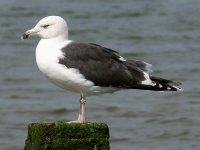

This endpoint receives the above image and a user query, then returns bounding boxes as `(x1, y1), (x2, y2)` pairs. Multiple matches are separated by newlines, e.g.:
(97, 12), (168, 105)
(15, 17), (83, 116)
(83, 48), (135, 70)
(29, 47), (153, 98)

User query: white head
(22, 16), (68, 40)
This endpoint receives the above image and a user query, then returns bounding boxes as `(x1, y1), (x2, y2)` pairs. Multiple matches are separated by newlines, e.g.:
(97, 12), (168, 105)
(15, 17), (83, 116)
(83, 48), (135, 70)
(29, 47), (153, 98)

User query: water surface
(0, 0), (200, 149)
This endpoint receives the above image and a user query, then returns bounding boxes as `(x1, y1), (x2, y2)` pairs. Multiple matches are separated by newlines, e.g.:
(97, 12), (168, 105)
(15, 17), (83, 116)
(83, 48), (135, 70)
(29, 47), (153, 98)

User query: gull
(21, 16), (182, 123)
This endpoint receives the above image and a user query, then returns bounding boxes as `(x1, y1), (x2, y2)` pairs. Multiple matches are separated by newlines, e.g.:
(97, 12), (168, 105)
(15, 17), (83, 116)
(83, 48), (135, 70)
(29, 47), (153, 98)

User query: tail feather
(123, 59), (182, 91)
(150, 76), (182, 91)
(131, 76), (182, 91)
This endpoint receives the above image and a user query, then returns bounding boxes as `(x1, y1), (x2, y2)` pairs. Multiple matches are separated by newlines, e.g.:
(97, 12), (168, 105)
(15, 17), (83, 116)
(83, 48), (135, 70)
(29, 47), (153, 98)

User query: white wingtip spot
(168, 82), (183, 91)
(173, 86), (183, 91)
(158, 84), (163, 88)
(167, 87), (171, 90)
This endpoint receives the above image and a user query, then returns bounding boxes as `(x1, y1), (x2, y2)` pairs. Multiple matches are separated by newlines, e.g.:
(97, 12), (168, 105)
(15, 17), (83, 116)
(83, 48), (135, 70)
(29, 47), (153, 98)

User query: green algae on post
(24, 121), (110, 150)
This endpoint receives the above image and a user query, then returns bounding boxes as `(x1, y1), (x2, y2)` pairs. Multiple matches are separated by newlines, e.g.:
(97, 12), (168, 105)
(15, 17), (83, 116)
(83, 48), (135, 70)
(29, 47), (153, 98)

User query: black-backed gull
(21, 16), (182, 123)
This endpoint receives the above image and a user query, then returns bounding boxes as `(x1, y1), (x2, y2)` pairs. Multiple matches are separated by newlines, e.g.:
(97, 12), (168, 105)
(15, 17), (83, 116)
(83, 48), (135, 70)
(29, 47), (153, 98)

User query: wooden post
(24, 121), (110, 150)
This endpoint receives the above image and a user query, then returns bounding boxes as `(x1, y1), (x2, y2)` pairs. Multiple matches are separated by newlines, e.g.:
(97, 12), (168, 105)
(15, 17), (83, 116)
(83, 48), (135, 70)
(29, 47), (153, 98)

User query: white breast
(35, 39), (100, 94)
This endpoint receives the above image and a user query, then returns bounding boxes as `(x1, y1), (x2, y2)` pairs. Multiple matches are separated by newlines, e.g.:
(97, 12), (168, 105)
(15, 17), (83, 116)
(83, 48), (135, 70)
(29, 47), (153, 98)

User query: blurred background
(0, 0), (200, 149)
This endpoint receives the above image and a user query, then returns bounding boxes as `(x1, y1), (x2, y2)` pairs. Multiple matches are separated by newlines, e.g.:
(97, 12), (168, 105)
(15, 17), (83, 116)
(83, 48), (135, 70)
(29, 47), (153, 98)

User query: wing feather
(59, 42), (146, 87)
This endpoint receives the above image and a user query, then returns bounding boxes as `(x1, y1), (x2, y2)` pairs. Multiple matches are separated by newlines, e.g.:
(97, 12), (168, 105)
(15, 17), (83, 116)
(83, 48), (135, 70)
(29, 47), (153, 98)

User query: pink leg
(77, 94), (86, 123)
(68, 94), (86, 123)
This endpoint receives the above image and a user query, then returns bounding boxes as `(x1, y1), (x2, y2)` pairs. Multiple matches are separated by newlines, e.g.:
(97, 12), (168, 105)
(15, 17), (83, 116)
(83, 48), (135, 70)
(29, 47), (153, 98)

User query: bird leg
(68, 94), (86, 123)
(77, 94), (86, 123)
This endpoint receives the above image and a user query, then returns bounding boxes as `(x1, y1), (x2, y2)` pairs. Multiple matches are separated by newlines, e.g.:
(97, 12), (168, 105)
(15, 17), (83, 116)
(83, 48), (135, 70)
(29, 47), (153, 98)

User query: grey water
(0, 0), (200, 149)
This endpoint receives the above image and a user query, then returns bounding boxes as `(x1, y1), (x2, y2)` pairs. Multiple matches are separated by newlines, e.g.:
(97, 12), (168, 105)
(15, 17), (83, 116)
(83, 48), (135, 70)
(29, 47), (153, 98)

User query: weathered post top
(24, 121), (110, 150)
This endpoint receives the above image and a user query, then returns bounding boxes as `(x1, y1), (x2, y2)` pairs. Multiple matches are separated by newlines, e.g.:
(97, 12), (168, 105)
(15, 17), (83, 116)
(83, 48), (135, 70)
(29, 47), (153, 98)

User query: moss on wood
(24, 121), (110, 150)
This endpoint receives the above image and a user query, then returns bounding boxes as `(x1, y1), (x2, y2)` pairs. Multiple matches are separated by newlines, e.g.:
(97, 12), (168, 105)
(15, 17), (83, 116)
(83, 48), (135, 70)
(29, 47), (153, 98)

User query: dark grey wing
(88, 43), (123, 62)
(89, 43), (153, 73)
(59, 42), (146, 87)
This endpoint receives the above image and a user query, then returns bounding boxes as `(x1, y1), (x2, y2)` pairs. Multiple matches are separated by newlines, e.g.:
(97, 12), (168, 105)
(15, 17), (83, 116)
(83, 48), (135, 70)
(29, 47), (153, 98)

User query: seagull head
(21, 16), (68, 40)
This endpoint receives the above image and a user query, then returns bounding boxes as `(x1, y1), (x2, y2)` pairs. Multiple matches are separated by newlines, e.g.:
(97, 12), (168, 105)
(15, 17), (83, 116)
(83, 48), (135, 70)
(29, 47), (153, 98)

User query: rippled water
(0, 0), (200, 149)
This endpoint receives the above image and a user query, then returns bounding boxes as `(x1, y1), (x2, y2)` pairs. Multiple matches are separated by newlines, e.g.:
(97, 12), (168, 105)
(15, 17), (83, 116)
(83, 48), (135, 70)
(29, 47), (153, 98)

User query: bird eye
(42, 24), (50, 28)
